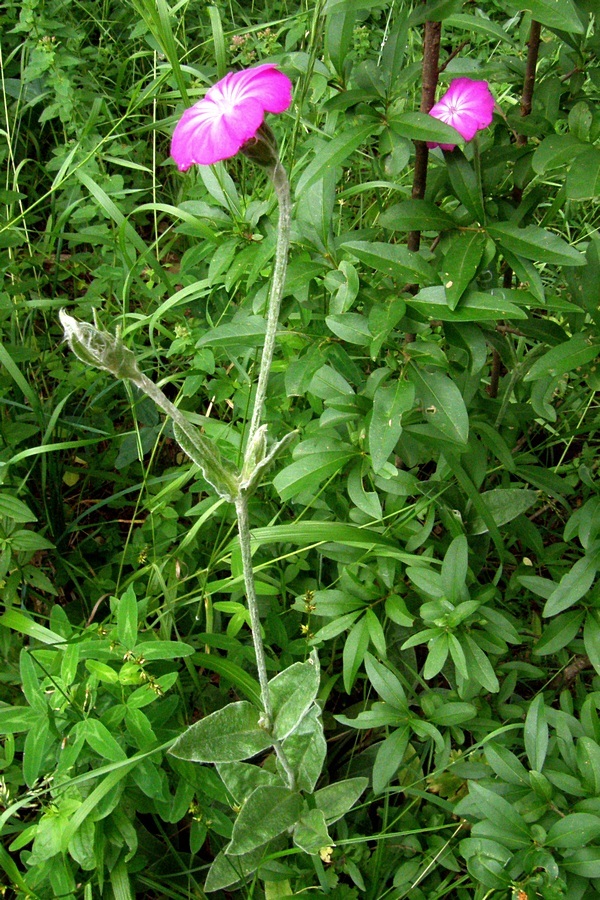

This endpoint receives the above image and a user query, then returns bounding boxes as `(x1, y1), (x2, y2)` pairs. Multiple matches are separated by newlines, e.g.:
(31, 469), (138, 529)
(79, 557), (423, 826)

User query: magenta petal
(427, 77), (494, 150)
(171, 64), (293, 170)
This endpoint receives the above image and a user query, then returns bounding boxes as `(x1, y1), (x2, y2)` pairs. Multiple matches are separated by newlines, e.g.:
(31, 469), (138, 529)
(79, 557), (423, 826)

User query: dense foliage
(0, 0), (599, 897)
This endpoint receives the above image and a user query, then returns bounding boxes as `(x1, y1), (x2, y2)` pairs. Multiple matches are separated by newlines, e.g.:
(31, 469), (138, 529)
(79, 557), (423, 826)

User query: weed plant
(0, 0), (599, 898)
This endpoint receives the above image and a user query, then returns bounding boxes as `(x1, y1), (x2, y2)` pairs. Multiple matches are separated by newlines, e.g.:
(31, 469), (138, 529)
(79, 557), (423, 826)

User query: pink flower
(427, 78), (494, 151)
(171, 64), (292, 171)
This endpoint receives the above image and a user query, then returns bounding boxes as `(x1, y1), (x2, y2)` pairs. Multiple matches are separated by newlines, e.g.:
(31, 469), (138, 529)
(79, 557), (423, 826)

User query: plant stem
(246, 160), (292, 452)
(235, 492), (296, 789)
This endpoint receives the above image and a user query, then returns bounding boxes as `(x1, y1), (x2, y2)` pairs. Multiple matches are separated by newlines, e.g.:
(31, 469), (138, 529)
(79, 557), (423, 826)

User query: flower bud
(59, 310), (142, 381)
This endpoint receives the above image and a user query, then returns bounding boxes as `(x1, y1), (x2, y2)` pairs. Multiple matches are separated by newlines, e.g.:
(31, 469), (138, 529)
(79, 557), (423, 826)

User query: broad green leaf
(485, 742), (529, 787)
(408, 367), (469, 445)
(464, 635), (500, 693)
(562, 847), (600, 878)
(445, 149), (484, 222)
(379, 199), (456, 232)
(216, 762), (281, 805)
(577, 737), (600, 795)
(532, 134), (587, 175)
(508, 0), (584, 33)
(445, 12), (515, 43)
(280, 705), (326, 793)
(407, 286), (528, 321)
(170, 701), (273, 763)
(133, 640), (195, 660)
(342, 240), (435, 284)
(326, 313), (371, 345)
(293, 808), (331, 855)
(423, 633), (449, 679)
(204, 845), (268, 892)
(468, 782), (531, 847)
(523, 334), (600, 382)
(226, 786), (303, 855)
(347, 463), (382, 520)
(524, 694), (548, 771)
(459, 837), (512, 889)
(566, 148), (600, 200)
(0, 706), (41, 734)
(78, 718), (127, 762)
(543, 555), (599, 617)
(373, 726), (410, 794)
(469, 489), (538, 535)
(584, 612), (600, 676)
(195, 315), (267, 349)
(314, 777), (368, 824)
(295, 124), (375, 197)
(441, 231), (487, 309)
(441, 534), (468, 604)
(487, 223), (585, 267)
(364, 652), (408, 710)
(389, 111), (463, 146)
(368, 379), (415, 473)
(273, 446), (355, 501)
(193, 653), (261, 706)
(10, 530), (55, 552)
(368, 297), (406, 358)
(269, 653), (320, 741)
(23, 717), (49, 787)
(546, 813), (600, 849)
(427, 702), (478, 726)
(117, 584), (138, 652)
(343, 616), (370, 693)
(0, 494), (36, 523)
(534, 610), (584, 655)
(0, 609), (65, 645)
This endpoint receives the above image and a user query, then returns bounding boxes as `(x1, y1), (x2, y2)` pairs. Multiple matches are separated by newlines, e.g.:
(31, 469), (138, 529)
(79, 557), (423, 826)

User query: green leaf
(532, 134), (587, 175)
(134, 640), (195, 660)
(23, 717), (49, 787)
(347, 463), (382, 519)
(217, 762), (281, 805)
(441, 535), (468, 604)
(117, 584), (138, 652)
(170, 701), (273, 763)
(342, 240), (436, 284)
(379, 199), (456, 232)
(543, 554), (599, 617)
(546, 813), (600, 849)
(325, 312), (371, 346)
(193, 653), (261, 706)
(524, 694), (548, 771)
(585, 612), (600, 676)
(459, 837), (513, 888)
(523, 334), (600, 382)
(368, 379), (415, 474)
(273, 445), (355, 501)
(508, 0), (584, 33)
(463, 636), (500, 693)
(10, 530), (55, 552)
(293, 808), (331, 855)
(566, 148), (600, 200)
(445, 150), (484, 223)
(0, 609), (65, 645)
(469, 489), (538, 535)
(368, 297), (406, 358)
(295, 124), (375, 197)
(195, 315), (267, 350)
(427, 702), (478, 726)
(468, 782), (531, 847)
(226, 786), (303, 855)
(343, 616), (370, 692)
(423, 633), (449, 679)
(278, 705), (326, 794)
(364, 652), (408, 710)
(534, 610), (584, 655)
(407, 286), (528, 321)
(485, 742), (529, 787)
(314, 777), (368, 824)
(373, 726), (410, 794)
(441, 231), (487, 309)
(408, 367), (469, 445)
(577, 737), (600, 794)
(0, 494), (37, 523)
(269, 652), (320, 741)
(561, 848), (600, 878)
(487, 223), (586, 267)
(78, 718), (127, 762)
(204, 845), (268, 893)
(389, 111), (463, 146)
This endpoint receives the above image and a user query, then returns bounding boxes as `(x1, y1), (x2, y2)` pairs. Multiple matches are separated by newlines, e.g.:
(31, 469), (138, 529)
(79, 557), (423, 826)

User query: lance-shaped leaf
(169, 701), (273, 763)
(226, 786), (303, 855)
(269, 651), (320, 741)
(240, 429), (297, 496)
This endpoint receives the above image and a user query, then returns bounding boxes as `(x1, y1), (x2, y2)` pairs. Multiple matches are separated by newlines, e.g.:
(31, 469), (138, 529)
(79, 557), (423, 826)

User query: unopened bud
(59, 310), (141, 381)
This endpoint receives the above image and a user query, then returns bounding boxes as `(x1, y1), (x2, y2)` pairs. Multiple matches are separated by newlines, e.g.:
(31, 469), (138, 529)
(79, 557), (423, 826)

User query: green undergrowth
(0, 0), (599, 897)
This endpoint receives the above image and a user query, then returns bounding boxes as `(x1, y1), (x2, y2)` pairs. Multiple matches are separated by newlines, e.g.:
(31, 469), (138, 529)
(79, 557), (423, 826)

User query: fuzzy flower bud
(59, 310), (142, 381)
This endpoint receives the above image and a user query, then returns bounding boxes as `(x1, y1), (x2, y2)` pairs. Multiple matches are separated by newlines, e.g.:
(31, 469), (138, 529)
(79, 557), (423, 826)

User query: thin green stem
(235, 493), (296, 790)
(245, 160), (291, 453)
